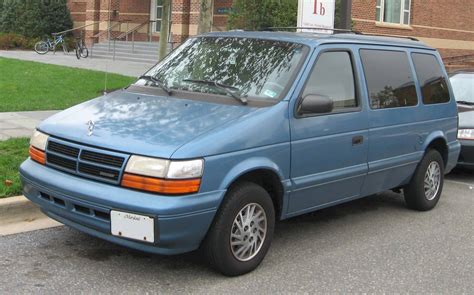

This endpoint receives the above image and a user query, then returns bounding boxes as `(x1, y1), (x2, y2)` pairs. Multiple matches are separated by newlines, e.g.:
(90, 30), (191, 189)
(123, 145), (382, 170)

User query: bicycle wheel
(80, 47), (89, 58)
(75, 46), (81, 59)
(62, 43), (69, 54)
(34, 41), (49, 54)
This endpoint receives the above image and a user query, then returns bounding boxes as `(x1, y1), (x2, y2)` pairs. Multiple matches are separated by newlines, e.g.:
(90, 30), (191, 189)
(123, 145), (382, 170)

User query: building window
(151, 0), (163, 32)
(376, 0), (411, 25)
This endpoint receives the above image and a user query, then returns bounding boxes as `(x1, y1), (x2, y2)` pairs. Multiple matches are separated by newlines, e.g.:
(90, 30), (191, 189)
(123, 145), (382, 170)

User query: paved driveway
(0, 171), (472, 293)
(0, 50), (152, 77)
(0, 111), (58, 140)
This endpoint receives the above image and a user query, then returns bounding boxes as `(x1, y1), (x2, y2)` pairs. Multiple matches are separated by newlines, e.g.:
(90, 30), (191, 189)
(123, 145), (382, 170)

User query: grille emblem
(86, 120), (95, 136)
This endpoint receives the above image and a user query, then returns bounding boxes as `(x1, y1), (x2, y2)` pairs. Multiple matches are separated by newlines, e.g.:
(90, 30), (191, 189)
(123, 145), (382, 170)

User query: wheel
(404, 149), (444, 211)
(75, 47), (81, 59)
(34, 41), (49, 54)
(80, 47), (89, 58)
(62, 43), (68, 54)
(203, 182), (275, 276)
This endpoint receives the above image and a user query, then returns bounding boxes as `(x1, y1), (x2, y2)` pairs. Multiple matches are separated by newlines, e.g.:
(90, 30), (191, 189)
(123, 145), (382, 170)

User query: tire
(404, 149), (444, 211)
(75, 47), (81, 60)
(203, 182), (275, 276)
(80, 47), (89, 58)
(62, 43), (68, 54)
(34, 41), (49, 54)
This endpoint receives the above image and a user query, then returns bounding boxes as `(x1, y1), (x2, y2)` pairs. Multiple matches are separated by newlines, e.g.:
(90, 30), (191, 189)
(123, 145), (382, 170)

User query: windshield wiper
(183, 79), (248, 105)
(457, 100), (474, 106)
(138, 75), (172, 95)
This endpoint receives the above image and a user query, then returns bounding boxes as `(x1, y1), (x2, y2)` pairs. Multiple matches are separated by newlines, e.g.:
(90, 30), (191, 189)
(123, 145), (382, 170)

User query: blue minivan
(21, 31), (460, 276)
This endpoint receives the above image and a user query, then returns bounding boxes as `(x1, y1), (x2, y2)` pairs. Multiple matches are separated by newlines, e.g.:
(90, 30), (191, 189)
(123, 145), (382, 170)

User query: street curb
(0, 195), (62, 236)
(0, 196), (42, 223)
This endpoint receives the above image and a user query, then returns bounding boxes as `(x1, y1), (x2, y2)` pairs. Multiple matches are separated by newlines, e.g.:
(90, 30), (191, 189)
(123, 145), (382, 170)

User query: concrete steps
(90, 41), (170, 64)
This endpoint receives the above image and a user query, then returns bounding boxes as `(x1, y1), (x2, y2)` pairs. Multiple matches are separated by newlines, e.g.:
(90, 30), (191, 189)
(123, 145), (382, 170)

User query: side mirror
(299, 94), (334, 115)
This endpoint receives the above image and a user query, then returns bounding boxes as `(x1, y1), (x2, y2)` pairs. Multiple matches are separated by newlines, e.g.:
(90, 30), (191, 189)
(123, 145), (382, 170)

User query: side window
(360, 49), (418, 109)
(412, 53), (450, 104)
(302, 51), (357, 112)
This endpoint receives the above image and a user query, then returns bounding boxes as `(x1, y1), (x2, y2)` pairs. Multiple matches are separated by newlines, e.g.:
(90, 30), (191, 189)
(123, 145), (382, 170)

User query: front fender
(198, 143), (292, 216)
(218, 156), (286, 191)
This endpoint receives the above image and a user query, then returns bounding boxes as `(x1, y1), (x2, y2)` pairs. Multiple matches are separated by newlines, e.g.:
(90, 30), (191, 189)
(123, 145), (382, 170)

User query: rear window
(411, 53), (450, 104)
(360, 49), (418, 109)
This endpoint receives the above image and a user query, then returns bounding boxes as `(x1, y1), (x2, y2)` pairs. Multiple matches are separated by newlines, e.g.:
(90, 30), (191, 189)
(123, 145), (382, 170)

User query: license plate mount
(110, 210), (154, 243)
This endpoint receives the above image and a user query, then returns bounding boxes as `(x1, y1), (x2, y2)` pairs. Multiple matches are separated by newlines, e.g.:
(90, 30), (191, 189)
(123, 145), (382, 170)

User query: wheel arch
(218, 158), (287, 219)
(422, 132), (448, 168)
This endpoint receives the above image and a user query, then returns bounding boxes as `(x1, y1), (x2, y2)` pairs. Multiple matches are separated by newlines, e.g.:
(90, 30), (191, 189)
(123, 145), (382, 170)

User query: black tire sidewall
(205, 182), (275, 276)
(404, 149), (444, 211)
(81, 48), (89, 58)
(35, 41), (49, 54)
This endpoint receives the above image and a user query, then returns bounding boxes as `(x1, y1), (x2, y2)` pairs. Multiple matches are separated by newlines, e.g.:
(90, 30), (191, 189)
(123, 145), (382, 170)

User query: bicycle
(34, 34), (68, 55)
(75, 37), (89, 59)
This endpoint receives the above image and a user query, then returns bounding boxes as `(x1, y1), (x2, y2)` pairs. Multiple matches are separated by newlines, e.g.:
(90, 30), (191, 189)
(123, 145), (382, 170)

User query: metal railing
(52, 21), (102, 36)
(110, 20), (158, 60)
(90, 20), (131, 57)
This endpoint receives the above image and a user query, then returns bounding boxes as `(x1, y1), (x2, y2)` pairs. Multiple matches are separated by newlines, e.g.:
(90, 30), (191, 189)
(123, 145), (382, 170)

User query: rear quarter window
(360, 49), (418, 109)
(411, 53), (450, 104)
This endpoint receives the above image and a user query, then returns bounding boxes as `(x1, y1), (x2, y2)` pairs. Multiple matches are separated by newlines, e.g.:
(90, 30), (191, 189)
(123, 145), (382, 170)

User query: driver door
(288, 45), (369, 216)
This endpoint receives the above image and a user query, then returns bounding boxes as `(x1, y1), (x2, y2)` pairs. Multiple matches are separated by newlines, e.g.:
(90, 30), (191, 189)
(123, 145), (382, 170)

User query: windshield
(136, 37), (308, 101)
(450, 73), (474, 103)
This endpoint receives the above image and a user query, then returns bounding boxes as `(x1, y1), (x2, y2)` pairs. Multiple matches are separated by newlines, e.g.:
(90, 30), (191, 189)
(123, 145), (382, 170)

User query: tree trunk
(198, 0), (213, 34)
(158, 0), (171, 61)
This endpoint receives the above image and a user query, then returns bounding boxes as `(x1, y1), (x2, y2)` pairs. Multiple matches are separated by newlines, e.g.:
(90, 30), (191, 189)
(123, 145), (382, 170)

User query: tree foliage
(0, 0), (73, 37)
(227, 0), (344, 30)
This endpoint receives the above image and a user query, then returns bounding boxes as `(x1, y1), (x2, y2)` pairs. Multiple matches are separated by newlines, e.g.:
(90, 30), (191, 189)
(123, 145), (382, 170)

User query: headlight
(30, 130), (49, 151)
(458, 129), (474, 140)
(125, 155), (169, 178)
(122, 156), (204, 195)
(167, 159), (204, 179)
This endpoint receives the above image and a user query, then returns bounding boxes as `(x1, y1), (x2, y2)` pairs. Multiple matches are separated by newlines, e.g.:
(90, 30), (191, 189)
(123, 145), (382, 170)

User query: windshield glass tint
(138, 37), (307, 100)
(450, 73), (474, 103)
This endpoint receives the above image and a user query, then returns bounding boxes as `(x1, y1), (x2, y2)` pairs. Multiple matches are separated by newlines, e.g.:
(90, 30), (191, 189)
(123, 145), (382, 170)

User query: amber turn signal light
(29, 145), (46, 165)
(121, 173), (201, 195)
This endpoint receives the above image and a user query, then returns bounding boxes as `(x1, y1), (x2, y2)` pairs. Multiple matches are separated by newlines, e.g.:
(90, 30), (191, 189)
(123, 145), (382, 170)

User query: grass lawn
(0, 138), (29, 198)
(0, 57), (135, 112)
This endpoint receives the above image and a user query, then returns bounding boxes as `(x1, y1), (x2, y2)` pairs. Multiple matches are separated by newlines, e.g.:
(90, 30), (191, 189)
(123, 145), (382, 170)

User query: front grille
(48, 141), (80, 158)
(47, 153), (77, 171)
(80, 150), (124, 168)
(78, 162), (120, 181)
(45, 139), (128, 184)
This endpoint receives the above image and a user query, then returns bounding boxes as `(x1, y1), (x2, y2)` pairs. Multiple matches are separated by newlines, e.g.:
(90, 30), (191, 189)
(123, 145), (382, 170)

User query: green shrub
(227, 0), (298, 30)
(227, 0), (344, 30)
(0, 0), (73, 38)
(0, 33), (38, 49)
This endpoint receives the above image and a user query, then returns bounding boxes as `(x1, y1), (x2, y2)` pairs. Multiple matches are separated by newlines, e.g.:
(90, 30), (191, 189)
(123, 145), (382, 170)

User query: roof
(202, 31), (433, 50)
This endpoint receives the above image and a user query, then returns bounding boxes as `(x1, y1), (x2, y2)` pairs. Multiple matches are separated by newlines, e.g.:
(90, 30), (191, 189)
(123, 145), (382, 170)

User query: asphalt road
(1, 170), (472, 294)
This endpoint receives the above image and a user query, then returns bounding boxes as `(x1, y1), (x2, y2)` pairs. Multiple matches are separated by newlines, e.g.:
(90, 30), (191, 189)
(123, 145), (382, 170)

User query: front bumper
(20, 159), (226, 255)
(457, 139), (474, 169)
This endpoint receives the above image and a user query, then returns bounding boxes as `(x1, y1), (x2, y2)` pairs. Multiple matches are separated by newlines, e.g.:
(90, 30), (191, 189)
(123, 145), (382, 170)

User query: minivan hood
(38, 90), (258, 158)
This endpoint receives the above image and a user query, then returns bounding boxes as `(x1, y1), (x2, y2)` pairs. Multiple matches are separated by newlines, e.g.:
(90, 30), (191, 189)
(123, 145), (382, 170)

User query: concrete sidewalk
(0, 111), (58, 140)
(0, 50), (153, 77)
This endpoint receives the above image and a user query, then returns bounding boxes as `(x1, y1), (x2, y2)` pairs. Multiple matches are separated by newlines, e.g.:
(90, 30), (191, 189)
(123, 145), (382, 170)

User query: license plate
(111, 211), (154, 243)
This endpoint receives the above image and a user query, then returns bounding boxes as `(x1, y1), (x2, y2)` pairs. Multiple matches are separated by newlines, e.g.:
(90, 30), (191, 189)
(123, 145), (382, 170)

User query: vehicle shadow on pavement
(58, 192), (407, 273)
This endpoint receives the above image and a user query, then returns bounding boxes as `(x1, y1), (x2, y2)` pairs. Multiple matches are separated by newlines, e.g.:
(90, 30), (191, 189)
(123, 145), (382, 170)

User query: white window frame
(376, 0), (411, 25)
(150, 0), (164, 32)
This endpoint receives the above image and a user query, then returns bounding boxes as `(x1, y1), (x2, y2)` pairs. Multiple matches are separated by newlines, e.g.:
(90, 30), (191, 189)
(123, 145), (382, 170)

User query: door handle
(352, 136), (364, 146)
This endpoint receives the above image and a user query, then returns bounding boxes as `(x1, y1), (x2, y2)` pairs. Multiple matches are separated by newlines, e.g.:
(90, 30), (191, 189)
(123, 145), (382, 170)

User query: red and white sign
(297, 0), (336, 33)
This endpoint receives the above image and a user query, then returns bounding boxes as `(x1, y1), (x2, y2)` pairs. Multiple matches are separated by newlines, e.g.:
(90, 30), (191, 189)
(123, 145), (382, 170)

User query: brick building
(67, 0), (473, 64)
(352, 0), (474, 67)
(67, 0), (232, 45)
